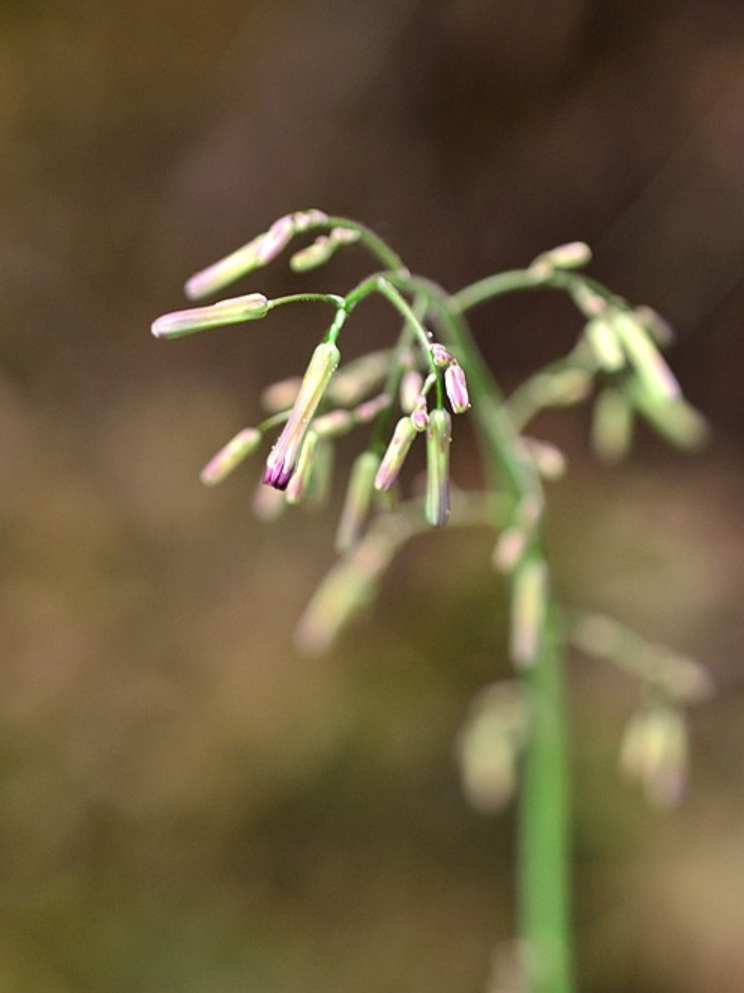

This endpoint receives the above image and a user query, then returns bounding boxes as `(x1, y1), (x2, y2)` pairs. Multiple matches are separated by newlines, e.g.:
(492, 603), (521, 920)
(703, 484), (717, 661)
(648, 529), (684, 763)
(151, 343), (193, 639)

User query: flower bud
(335, 451), (381, 553)
(425, 409), (452, 527)
(399, 370), (424, 414)
(444, 362), (470, 413)
(285, 430), (319, 505)
(263, 341), (340, 490)
(509, 557), (548, 667)
(619, 705), (689, 807)
(585, 315), (625, 372)
(591, 387), (634, 462)
(612, 311), (681, 402)
(531, 241), (592, 274)
(199, 427), (262, 486)
(375, 417), (417, 491)
(151, 293), (269, 339)
(430, 343), (452, 368)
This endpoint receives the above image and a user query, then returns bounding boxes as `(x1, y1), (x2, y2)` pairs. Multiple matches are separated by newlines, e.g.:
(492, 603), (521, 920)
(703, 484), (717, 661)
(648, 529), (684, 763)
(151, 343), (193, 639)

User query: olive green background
(1, 1), (743, 990)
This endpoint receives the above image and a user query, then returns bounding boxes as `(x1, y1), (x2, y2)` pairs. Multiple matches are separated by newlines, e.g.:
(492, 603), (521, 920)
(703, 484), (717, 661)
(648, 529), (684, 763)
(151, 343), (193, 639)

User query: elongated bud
(260, 376), (301, 413)
(444, 362), (470, 413)
(151, 293), (269, 339)
(520, 437), (567, 480)
(612, 311), (681, 401)
(327, 350), (391, 406)
(264, 341), (340, 490)
(628, 384), (708, 449)
(375, 417), (417, 491)
(425, 409), (452, 527)
(199, 427), (262, 486)
(289, 236), (335, 272)
(510, 557), (548, 667)
(335, 451), (381, 553)
(591, 387), (634, 462)
(285, 430), (319, 505)
(585, 315), (625, 372)
(184, 210), (328, 299)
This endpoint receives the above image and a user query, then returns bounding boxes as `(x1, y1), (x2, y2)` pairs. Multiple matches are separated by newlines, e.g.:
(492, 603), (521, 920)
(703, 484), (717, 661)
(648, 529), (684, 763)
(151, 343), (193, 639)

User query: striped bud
(151, 293), (269, 339)
(375, 417), (417, 491)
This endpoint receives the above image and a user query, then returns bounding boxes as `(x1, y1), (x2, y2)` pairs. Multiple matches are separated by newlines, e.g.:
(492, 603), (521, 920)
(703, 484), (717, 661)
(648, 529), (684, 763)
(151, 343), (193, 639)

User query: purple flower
(444, 361), (470, 413)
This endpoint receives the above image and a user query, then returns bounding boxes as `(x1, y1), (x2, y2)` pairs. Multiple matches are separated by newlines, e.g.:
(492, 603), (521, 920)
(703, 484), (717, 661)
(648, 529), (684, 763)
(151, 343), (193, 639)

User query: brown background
(1, 1), (743, 990)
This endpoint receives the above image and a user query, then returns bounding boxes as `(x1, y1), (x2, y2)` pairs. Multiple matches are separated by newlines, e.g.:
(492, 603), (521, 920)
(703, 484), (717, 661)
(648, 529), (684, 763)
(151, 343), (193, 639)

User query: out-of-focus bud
(199, 427), (262, 486)
(444, 362), (471, 413)
(312, 409), (355, 438)
(151, 293), (269, 339)
(612, 310), (681, 402)
(375, 417), (418, 491)
(260, 376), (302, 413)
(327, 350), (391, 406)
(289, 236), (335, 272)
(628, 384), (708, 450)
(492, 526), (527, 574)
(519, 437), (567, 480)
(263, 341), (340, 490)
(456, 681), (528, 813)
(425, 409), (452, 527)
(619, 705), (689, 807)
(335, 451), (381, 553)
(585, 315), (625, 372)
(509, 557), (548, 667)
(285, 430), (319, 505)
(400, 370), (424, 413)
(531, 241), (593, 276)
(591, 387), (634, 462)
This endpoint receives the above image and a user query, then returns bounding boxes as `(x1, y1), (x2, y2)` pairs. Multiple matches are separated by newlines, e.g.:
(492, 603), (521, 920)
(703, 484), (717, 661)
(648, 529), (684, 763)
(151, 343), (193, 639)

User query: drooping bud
(611, 310), (681, 402)
(430, 343), (452, 368)
(151, 293), (269, 339)
(456, 682), (528, 813)
(585, 315), (625, 372)
(375, 417), (417, 491)
(335, 451), (381, 553)
(199, 427), (262, 486)
(591, 387), (634, 462)
(619, 704), (689, 807)
(444, 362), (471, 413)
(411, 398), (429, 432)
(531, 241), (593, 275)
(263, 341), (340, 490)
(509, 557), (548, 667)
(285, 430), (320, 505)
(400, 370), (424, 413)
(425, 409), (452, 527)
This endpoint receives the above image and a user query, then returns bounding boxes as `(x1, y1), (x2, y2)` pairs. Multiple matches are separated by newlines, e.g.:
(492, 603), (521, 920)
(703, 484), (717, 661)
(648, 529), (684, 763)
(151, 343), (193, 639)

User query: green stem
(519, 605), (574, 993)
(388, 271), (576, 993)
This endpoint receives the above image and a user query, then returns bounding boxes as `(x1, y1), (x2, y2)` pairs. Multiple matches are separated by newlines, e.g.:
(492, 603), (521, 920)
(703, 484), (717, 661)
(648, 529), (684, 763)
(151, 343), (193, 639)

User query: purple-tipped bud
(430, 343), (452, 368)
(444, 362), (470, 413)
(425, 409), (452, 527)
(199, 427), (262, 486)
(285, 430), (319, 505)
(375, 417), (417, 491)
(151, 293), (269, 339)
(411, 398), (429, 432)
(263, 341), (340, 490)
(335, 451), (381, 553)
(254, 215), (294, 265)
(184, 237), (268, 300)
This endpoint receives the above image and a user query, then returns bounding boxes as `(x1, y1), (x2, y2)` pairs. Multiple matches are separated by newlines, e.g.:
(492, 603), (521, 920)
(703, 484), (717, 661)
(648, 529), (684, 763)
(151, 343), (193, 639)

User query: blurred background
(1, 0), (743, 990)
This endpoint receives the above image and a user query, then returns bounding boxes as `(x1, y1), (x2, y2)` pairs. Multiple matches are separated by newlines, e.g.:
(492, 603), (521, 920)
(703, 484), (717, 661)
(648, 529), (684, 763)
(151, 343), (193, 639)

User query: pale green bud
(375, 417), (417, 491)
(585, 315), (625, 372)
(199, 427), (262, 486)
(335, 451), (381, 553)
(612, 310), (681, 401)
(509, 557), (548, 667)
(425, 409), (452, 527)
(151, 293), (269, 339)
(591, 387), (634, 462)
